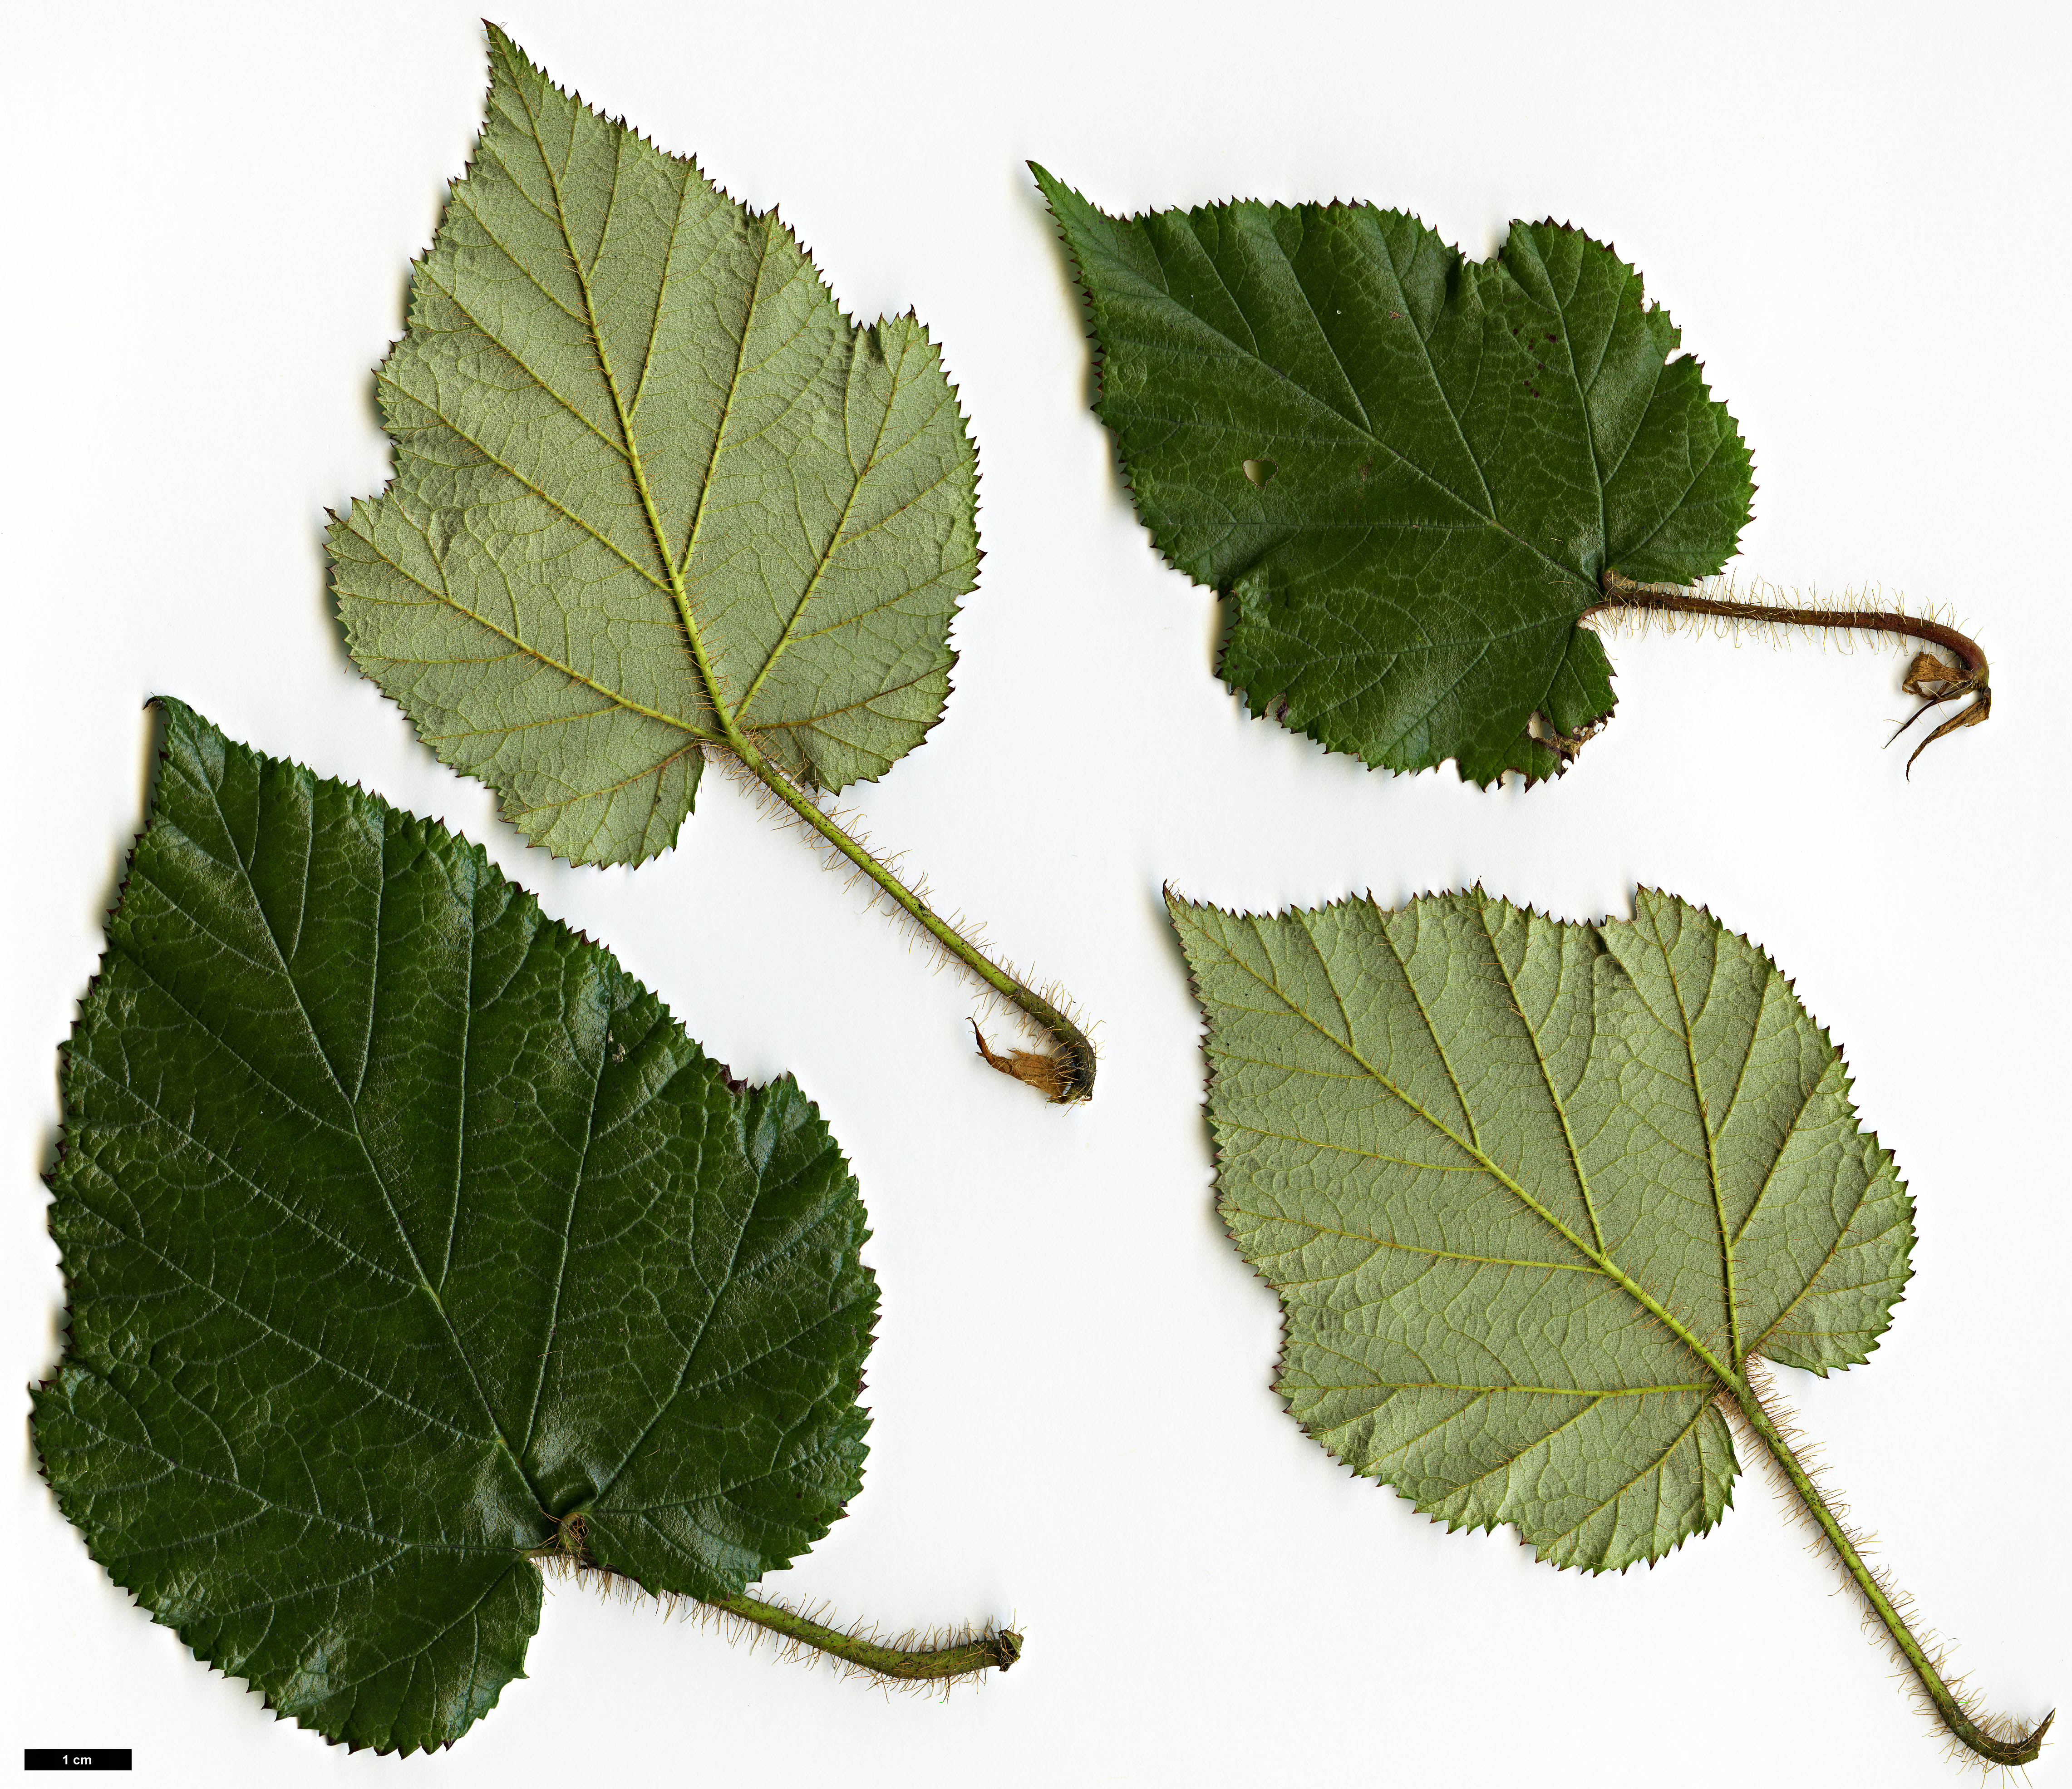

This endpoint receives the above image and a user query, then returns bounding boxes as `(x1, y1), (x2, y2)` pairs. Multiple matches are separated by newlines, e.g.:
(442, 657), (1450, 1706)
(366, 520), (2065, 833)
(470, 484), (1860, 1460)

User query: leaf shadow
(1019, 168), (1138, 514)
(38, 702), (170, 1182)
(310, 251), (420, 678)
(31, 703), (172, 1380)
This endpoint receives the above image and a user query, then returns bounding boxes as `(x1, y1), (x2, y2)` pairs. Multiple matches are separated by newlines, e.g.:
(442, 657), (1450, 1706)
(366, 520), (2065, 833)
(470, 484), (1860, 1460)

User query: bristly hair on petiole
(528, 1523), (1021, 1695)
(1731, 1361), (2039, 1773)
(710, 750), (1097, 1098)
(1585, 570), (1992, 774)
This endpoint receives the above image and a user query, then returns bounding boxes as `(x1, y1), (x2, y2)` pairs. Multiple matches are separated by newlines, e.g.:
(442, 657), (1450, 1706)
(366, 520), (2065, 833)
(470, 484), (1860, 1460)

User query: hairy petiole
(1589, 571), (1991, 774)
(536, 1515), (1020, 1685)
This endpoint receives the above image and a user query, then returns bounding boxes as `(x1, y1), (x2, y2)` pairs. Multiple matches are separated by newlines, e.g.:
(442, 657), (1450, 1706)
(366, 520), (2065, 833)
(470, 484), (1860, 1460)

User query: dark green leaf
(34, 699), (875, 1754)
(1038, 172), (1754, 783)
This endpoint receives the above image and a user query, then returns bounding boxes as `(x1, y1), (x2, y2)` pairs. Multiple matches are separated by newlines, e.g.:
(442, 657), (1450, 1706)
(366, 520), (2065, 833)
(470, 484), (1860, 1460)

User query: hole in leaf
(1242, 457), (1277, 488)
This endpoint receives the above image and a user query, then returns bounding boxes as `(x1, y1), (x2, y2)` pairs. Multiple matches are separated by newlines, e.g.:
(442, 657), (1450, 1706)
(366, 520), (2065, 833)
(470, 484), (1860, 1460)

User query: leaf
(1036, 172), (1755, 784)
(325, 31), (1095, 1103)
(34, 699), (878, 1754)
(1167, 885), (2047, 1761)
(1170, 884), (1903, 1563)
(329, 26), (976, 866)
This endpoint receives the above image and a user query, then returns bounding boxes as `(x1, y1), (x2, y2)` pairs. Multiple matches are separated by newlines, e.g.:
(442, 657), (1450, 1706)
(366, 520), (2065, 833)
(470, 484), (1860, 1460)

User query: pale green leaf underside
(330, 30), (978, 865)
(1169, 888), (1912, 1571)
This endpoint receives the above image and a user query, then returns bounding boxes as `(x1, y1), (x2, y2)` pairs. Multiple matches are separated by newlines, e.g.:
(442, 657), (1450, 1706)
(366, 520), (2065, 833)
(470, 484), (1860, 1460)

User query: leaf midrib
(1092, 202), (1741, 608)
(1095, 291), (1599, 602)
(374, 99), (979, 795)
(1470, 898), (1608, 1254)
(1106, 326), (1591, 596)
(507, 65), (743, 753)
(187, 772), (543, 1511)
(1637, 901), (1745, 1365)
(1196, 907), (1741, 1392)
(160, 759), (823, 1540)
(518, 998), (612, 1471)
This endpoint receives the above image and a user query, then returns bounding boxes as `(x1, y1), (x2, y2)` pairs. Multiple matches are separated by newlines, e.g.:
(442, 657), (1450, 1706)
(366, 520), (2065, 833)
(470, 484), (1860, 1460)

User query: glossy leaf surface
(34, 700), (875, 1753)
(1040, 173), (1753, 783)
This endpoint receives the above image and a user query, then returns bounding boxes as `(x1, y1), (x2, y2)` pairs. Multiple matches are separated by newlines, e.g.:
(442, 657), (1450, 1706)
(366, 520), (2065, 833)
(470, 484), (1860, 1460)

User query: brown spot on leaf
(1526, 709), (1604, 770)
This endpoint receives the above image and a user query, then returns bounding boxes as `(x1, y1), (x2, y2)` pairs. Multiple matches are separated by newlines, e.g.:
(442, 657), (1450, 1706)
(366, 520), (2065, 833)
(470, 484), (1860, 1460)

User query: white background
(4, 2), (2067, 1782)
